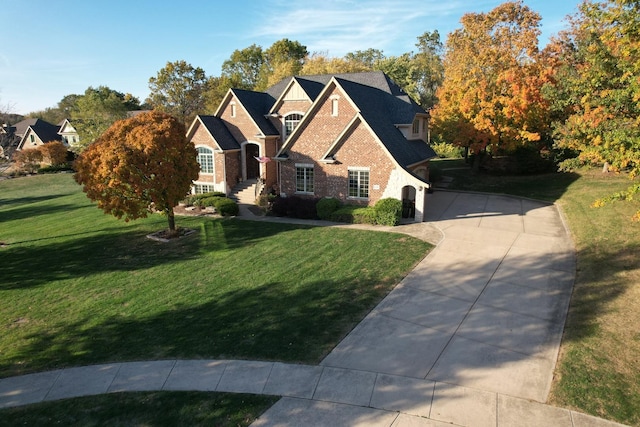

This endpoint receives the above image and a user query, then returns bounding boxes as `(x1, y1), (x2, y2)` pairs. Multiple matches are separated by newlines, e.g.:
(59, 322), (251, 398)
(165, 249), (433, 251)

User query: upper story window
(284, 113), (303, 137)
(230, 102), (236, 118)
(30, 134), (35, 143)
(412, 118), (420, 136)
(196, 146), (214, 174)
(331, 96), (339, 116)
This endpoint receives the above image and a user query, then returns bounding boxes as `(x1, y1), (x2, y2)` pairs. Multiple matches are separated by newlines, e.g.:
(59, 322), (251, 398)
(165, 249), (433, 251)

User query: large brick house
(186, 71), (436, 222)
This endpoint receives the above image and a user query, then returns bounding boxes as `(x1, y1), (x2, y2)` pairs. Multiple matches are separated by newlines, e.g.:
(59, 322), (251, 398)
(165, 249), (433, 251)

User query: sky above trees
(1, 0), (579, 114)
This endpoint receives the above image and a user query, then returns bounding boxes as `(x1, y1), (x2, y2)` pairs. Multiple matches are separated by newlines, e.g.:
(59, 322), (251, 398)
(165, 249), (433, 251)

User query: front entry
(245, 144), (260, 180)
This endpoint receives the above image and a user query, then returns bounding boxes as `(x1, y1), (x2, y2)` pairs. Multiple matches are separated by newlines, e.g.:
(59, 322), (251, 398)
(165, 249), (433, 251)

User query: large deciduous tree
(71, 86), (142, 152)
(221, 44), (265, 90)
(548, 0), (640, 218)
(148, 60), (208, 125)
(74, 111), (200, 235)
(431, 1), (551, 163)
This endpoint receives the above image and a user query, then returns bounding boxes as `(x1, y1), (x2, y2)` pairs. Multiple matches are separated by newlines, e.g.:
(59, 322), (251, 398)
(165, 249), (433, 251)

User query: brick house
(186, 71), (436, 221)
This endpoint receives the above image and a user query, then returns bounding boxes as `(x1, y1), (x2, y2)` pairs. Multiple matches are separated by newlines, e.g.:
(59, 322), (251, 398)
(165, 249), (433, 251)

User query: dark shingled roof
(15, 118), (62, 143)
(232, 89), (279, 136)
(335, 77), (435, 168)
(196, 115), (240, 151)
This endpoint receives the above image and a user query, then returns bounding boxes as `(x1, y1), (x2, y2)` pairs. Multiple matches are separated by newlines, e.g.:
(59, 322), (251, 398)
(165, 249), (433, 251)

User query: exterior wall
(19, 129), (44, 150)
(189, 122), (240, 194)
(279, 85), (397, 206)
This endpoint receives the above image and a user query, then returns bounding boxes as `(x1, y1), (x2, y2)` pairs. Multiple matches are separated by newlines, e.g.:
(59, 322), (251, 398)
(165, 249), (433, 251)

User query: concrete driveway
(321, 191), (575, 401)
(255, 190), (581, 426)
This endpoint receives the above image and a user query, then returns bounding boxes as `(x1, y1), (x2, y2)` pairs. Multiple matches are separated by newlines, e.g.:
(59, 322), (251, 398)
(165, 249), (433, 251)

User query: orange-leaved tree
(431, 1), (552, 163)
(74, 111), (200, 234)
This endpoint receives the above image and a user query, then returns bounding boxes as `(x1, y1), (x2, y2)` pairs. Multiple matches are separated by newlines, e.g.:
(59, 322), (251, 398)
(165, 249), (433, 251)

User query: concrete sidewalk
(0, 359), (625, 426)
(0, 191), (629, 426)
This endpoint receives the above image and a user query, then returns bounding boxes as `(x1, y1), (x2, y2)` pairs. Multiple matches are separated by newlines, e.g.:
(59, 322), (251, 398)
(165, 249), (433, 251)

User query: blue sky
(0, 0), (581, 115)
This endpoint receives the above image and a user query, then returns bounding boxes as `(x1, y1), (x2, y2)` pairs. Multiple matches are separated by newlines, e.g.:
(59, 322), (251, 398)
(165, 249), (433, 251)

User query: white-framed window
(331, 97), (339, 116)
(193, 183), (216, 194)
(348, 168), (369, 199)
(412, 118), (420, 136)
(295, 163), (314, 194)
(284, 113), (303, 137)
(230, 102), (236, 118)
(196, 146), (214, 174)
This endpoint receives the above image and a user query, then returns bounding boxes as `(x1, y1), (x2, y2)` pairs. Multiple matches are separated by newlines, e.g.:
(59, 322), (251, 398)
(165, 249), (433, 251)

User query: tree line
(27, 1), (640, 189)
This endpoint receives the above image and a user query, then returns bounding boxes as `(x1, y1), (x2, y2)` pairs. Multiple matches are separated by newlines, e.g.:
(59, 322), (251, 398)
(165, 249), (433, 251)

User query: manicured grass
(0, 392), (279, 427)
(0, 174), (432, 378)
(432, 160), (640, 426)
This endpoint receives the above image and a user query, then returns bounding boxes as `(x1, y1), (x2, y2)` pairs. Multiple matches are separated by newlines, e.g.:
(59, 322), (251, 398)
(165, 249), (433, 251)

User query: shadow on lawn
(0, 276), (374, 378)
(0, 228), (201, 290)
(0, 203), (89, 224)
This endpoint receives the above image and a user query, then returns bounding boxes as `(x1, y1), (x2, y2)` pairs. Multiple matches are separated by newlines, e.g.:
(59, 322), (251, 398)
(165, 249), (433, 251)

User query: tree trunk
(167, 209), (176, 234)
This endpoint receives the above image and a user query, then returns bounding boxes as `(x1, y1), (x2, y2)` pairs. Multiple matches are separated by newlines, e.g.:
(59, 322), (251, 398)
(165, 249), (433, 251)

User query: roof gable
(187, 115), (240, 151)
(276, 72), (435, 168)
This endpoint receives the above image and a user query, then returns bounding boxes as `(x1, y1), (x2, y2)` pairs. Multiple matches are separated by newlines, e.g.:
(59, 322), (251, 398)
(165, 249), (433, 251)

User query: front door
(246, 144), (260, 179)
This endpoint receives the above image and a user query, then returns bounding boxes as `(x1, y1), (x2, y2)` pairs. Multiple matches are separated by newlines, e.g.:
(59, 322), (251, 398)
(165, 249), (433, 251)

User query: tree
(345, 48), (385, 69)
(548, 0), (640, 218)
(74, 111), (200, 235)
(71, 86), (141, 151)
(431, 1), (551, 164)
(413, 30), (445, 108)
(301, 52), (371, 75)
(221, 44), (265, 90)
(148, 60), (208, 125)
(39, 141), (69, 166)
(256, 39), (308, 89)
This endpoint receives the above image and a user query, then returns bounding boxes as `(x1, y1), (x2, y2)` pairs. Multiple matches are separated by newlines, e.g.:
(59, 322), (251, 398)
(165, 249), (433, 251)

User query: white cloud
(250, 0), (472, 56)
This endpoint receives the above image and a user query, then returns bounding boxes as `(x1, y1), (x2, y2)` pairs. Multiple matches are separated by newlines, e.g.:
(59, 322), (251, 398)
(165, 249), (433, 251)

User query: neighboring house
(57, 119), (80, 148)
(186, 71), (436, 222)
(14, 118), (63, 151)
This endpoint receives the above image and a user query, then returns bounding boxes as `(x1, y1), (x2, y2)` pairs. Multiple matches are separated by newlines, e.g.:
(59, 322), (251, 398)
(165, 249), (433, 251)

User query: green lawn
(432, 159), (640, 426)
(0, 392), (279, 427)
(0, 174), (432, 377)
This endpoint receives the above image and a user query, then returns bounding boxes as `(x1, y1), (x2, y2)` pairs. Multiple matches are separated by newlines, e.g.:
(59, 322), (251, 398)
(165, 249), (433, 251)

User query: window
(196, 146), (214, 174)
(331, 98), (339, 116)
(230, 102), (236, 118)
(348, 168), (369, 199)
(193, 183), (215, 194)
(284, 113), (303, 137)
(295, 164), (314, 194)
(412, 118), (420, 135)
(30, 134), (35, 143)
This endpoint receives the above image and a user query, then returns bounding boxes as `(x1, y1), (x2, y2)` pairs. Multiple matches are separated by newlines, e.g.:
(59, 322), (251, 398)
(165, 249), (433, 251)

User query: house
(14, 118), (63, 151)
(57, 119), (80, 148)
(186, 71), (436, 222)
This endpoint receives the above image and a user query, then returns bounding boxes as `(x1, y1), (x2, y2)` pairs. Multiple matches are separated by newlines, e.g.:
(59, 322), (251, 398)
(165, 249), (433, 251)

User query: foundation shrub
(316, 197), (342, 220)
(374, 198), (402, 226)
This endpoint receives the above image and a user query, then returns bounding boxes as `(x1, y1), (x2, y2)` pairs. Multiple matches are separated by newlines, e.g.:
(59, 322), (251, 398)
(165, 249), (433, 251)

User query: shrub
(37, 164), (73, 174)
(40, 141), (69, 166)
(185, 192), (226, 206)
(269, 196), (318, 219)
(328, 205), (376, 224)
(316, 197), (341, 220)
(214, 197), (239, 216)
(431, 141), (463, 159)
(374, 198), (402, 226)
(13, 149), (43, 173)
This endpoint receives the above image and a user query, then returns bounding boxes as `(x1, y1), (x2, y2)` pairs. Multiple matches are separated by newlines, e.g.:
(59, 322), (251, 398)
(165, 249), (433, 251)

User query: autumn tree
(39, 141), (69, 166)
(148, 60), (208, 125)
(413, 30), (445, 108)
(431, 1), (551, 165)
(74, 111), (200, 235)
(301, 52), (370, 75)
(71, 86), (141, 151)
(547, 0), (640, 218)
